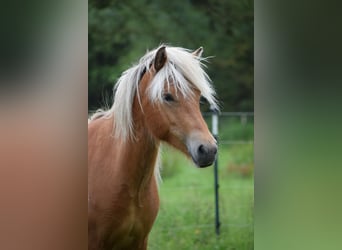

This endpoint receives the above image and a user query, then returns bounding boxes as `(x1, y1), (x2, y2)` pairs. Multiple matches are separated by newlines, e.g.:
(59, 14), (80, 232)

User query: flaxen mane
(89, 45), (217, 138)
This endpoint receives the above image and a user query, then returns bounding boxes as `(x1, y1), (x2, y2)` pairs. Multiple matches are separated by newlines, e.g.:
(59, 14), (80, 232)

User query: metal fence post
(211, 105), (220, 236)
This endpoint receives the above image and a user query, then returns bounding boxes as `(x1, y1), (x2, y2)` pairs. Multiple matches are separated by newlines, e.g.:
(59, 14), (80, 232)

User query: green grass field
(148, 135), (254, 250)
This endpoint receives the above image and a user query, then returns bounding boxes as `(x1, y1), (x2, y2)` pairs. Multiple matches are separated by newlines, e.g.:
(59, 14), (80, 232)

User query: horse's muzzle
(188, 141), (218, 168)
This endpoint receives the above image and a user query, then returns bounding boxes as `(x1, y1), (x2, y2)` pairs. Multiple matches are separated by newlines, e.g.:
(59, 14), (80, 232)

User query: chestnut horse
(88, 45), (218, 250)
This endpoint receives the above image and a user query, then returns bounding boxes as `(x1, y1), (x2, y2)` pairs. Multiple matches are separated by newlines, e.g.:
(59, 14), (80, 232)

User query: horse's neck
(89, 116), (159, 206)
(122, 127), (159, 200)
(112, 102), (159, 201)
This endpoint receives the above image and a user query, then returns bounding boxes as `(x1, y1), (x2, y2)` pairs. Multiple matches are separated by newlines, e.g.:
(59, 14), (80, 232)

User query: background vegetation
(89, 0), (253, 111)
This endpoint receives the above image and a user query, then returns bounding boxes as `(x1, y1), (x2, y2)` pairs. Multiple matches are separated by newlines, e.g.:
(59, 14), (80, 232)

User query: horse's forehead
(139, 70), (153, 87)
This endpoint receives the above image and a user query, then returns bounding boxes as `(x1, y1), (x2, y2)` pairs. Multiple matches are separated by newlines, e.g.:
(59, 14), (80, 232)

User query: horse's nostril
(198, 144), (205, 155)
(198, 144), (217, 156)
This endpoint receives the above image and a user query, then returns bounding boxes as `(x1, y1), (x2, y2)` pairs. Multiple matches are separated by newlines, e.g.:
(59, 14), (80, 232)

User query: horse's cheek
(153, 120), (169, 139)
(146, 110), (168, 139)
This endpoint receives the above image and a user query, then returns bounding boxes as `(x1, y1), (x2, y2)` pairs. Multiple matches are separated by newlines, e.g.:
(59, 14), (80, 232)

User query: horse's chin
(191, 155), (214, 168)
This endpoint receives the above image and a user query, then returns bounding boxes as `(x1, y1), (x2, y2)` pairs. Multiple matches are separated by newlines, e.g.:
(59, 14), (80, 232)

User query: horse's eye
(163, 93), (175, 102)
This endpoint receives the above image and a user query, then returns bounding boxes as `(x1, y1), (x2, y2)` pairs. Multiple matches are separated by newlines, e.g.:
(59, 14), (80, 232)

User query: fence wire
(157, 223), (253, 232)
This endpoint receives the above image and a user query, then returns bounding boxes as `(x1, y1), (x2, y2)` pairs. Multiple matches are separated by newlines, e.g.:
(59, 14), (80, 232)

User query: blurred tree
(89, 0), (253, 111)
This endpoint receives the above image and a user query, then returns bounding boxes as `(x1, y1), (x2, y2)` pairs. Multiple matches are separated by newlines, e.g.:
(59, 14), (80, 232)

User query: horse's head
(138, 46), (218, 168)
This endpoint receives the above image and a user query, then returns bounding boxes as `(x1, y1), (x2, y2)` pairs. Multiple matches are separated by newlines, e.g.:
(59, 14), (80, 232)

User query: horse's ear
(154, 46), (167, 72)
(193, 47), (203, 57)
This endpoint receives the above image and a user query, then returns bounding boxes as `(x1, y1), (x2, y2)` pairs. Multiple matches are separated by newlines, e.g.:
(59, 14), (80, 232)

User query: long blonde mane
(89, 45), (218, 139)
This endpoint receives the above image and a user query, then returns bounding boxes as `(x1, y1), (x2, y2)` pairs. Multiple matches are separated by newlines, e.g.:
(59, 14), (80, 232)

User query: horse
(88, 45), (218, 250)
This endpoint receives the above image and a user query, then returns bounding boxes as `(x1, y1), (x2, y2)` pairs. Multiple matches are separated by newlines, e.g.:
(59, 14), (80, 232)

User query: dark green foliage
(89, 0), (253, 111)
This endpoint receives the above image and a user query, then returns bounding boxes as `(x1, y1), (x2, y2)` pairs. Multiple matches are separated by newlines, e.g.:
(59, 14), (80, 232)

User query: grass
(148, 138), (254, 249)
